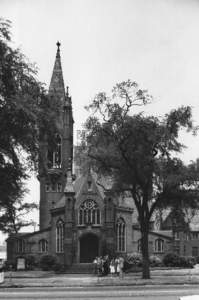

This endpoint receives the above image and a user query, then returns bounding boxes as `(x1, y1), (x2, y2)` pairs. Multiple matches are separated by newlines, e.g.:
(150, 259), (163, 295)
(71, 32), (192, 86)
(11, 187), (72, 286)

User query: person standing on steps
(119, 256), (124, 278)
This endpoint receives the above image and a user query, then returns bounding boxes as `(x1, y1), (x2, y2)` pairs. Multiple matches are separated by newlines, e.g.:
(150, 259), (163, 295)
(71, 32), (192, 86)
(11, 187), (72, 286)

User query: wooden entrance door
(80, 233), (99, 263)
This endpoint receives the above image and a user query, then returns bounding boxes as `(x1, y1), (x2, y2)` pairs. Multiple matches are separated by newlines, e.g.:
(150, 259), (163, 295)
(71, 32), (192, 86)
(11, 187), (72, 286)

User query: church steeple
(49, 41), (65, 100)
(39, 42), (74, 230)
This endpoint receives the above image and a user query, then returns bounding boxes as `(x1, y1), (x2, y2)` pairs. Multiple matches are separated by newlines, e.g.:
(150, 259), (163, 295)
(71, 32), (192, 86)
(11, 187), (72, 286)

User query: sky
(1, 0), (199, 240)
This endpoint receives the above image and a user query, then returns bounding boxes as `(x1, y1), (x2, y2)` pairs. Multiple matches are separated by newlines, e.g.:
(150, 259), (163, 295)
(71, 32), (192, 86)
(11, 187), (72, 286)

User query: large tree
(82, 80), (199, 279)
(0, 19), (60, 233)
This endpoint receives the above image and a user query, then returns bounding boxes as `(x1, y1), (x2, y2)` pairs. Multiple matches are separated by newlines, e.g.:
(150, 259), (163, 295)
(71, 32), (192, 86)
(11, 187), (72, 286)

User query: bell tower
(39, 42), (74, 230)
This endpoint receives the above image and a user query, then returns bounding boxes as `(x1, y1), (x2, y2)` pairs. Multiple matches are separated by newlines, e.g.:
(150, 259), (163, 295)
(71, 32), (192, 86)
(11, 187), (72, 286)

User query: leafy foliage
(163, 252), (196, 268)
(0, 19), (60, 233)
(25, 254), (37, 270)
(81, 80), (199, 278)
(39, 254), (58, 271)
(149, 255), (162, 267)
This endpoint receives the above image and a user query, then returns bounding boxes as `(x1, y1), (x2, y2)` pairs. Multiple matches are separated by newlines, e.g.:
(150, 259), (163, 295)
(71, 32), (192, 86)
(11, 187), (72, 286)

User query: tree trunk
(141, 222), (150, 279)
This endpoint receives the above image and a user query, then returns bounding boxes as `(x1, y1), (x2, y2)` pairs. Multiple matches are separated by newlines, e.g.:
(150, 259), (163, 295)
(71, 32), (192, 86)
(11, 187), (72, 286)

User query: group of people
(93, 255), (125, 277)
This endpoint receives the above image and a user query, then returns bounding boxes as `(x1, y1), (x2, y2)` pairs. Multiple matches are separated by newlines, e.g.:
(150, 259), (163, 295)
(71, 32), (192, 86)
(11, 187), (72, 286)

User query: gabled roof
(6, 227), (51, 241)
(150, 230), (173, 239)
(158, 208), (199, 232)
(133, 227), (172, 239)
(52, 170), (108, 210)
(74, 170), (106, 203)
(53, 170), (136, 210)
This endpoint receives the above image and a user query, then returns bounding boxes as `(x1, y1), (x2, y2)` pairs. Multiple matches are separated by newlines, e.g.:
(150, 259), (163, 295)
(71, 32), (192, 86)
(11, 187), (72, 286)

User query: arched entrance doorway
(80, 233), (99, 263)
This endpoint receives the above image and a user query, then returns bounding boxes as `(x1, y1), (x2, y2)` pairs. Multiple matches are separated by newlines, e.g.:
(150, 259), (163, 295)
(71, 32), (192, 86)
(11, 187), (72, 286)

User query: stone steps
(65, 263), (95, 274)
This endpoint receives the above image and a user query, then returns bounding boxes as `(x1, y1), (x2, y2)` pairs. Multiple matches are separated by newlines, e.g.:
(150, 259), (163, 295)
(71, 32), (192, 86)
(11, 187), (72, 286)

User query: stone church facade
(7, 43), (177, 267)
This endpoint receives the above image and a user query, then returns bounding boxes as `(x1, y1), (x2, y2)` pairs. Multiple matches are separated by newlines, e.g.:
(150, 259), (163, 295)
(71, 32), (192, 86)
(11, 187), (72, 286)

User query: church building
(7, 43), (179, 268)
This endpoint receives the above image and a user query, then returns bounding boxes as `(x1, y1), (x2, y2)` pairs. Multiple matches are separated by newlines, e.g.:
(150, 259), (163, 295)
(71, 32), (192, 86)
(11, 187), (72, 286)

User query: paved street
(0, 285), (199, 300)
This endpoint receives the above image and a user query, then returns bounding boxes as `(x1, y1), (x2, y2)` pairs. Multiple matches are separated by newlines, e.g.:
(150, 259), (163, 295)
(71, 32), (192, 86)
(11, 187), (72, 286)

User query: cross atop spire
(56, 41), (61, 50)
(56, 41), (61, 57)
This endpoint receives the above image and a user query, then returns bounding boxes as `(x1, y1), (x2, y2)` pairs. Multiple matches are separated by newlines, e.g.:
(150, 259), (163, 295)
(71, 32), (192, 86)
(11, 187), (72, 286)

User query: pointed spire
(64, 85), (72, 108)
(49, 41), (65, 100)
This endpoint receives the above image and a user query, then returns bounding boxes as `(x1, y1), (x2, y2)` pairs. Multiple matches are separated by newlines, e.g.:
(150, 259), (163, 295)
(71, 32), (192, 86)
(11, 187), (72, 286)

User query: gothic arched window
(47, 134), (62, 169)
(116, 218), (126, 252)
(78, 200), (101, 225)
(154, 238), (164, 253)
(56, 219), (64, 253)
(16, 239), (25, 253)
(39, 239), (48, 253)
(137, 239), (142, 253)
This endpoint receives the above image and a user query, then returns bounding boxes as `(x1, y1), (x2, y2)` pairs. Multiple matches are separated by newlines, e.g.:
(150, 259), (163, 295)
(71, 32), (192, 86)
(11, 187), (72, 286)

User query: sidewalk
(1, 268), (199, 288)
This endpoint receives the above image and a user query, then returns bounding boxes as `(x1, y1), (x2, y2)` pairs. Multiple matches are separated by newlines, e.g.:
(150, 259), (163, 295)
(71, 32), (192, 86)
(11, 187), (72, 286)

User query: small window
(116, 218), (126, 252)
(87, 180), (92, 191)
(184, 232), (189, 240)
(174, 231), (180, 240)
(56, 219), (64, 253)
(47, 134), (62, 169)
(51, 184), (56, 192)
(39, 239), (48, 253)
(154, 238), (164, 253)
(45, 184), (50, 192)
(192, 232), (198, 239)
(192, 247), (198, 257)
(16, 239), (25, 253)
(57, 183), (62, 192)
(137, 239), (141, 253)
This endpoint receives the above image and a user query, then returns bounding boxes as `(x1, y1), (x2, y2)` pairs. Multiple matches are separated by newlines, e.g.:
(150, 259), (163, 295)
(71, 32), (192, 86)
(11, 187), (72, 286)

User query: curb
(1, 281), (199, 288)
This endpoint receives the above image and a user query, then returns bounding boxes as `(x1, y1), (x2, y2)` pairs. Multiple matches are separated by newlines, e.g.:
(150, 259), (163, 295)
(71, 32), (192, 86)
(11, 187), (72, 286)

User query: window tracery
(116, 218), (126, 252)
(154, 238), (164, 253)
(56, 219), (64, 253)
(16, 239), (25, 253)
(39, 239), (48, 253)
(78, 200), (100, 225)
(47, 134), (62, 169)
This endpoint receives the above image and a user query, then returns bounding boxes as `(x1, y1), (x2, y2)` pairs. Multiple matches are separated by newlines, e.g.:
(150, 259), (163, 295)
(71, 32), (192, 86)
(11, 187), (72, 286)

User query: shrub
(39, 255), (57, 271)
(25, 255), (37, 270)
(163, 252), (180, 267)
(163, 253), (196, 268)
(183, 256), (196, 268)
(3, 261), (15, 271)
(52, 263), (65, 273)
(126, 253), (143, 266)
(149, 255), (162, 267)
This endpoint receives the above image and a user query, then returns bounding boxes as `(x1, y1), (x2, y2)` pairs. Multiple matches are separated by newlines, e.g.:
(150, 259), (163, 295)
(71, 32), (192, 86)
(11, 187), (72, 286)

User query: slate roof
(150, 230), (173, 239)
(133, 227), (173, 239)
(6, 228), (51, 240)
(52, 170), (135, 211)
(152, 207), (199, 232)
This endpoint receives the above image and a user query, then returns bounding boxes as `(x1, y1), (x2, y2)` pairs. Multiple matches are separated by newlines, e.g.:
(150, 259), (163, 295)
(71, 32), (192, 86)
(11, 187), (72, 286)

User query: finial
(56, 41), (61, 51)
(66, 86), (69, 97)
